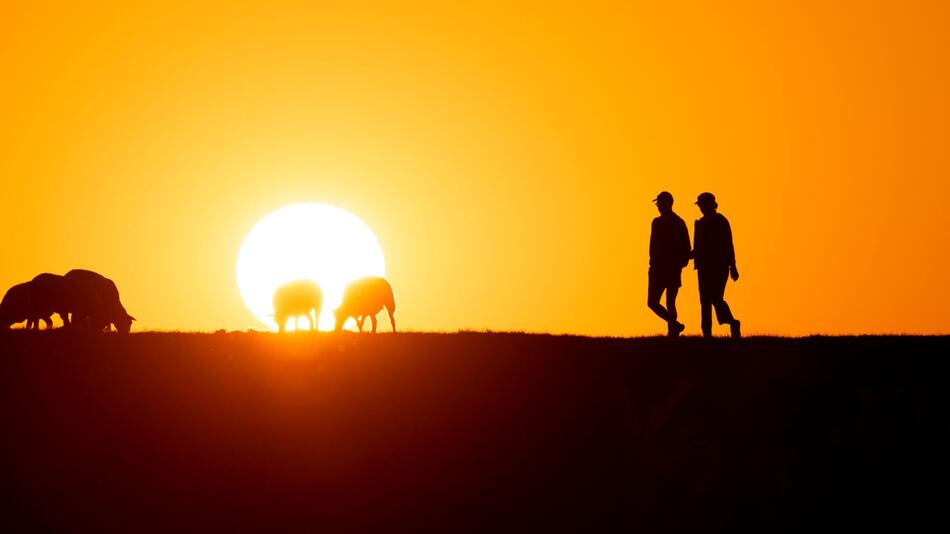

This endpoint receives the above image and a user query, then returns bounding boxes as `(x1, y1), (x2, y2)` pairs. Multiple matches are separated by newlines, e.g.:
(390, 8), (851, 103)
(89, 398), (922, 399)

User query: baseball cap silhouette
(695, 192), (717, 206)
(653, 191), (673, 203)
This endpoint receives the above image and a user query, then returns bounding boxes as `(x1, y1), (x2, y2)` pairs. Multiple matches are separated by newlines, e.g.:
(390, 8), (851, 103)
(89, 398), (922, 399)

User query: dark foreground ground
(1, 332), (948, 531)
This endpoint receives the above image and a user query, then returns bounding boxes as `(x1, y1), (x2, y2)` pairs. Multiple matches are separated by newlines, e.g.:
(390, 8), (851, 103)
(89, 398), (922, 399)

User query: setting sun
(236, 203), (385, 331)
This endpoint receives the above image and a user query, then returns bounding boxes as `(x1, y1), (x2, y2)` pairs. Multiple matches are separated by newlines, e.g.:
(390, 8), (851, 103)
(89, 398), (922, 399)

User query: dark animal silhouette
(272, 280), (322, 332)
(693, 192), (741, 338)
(334, 276), (396, 333)
(30, 273), (109, 332)
(0, 282), (53, 330)
(647, 191), (691, 337)
(65, 269), (135, 333)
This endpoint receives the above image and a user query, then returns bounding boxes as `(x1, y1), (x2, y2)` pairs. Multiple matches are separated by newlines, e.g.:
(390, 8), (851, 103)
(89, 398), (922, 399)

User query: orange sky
(2, 1), (948, 335)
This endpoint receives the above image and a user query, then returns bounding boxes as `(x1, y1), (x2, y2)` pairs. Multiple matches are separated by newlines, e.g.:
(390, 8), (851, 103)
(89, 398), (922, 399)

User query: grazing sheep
(273, 280), (323, 332)
(30, 273), (109, 332)
(334, 276), (396, 333)
(65, 269), (136, 333)
(0, 282), (53, 330)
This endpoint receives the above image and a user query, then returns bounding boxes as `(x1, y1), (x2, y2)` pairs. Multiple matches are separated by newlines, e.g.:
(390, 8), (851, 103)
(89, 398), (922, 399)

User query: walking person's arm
(692, 220), (702, 269)
(725, 218), (739, 281)
(649, 219), (659, 264)
(678, 219), (691, 268)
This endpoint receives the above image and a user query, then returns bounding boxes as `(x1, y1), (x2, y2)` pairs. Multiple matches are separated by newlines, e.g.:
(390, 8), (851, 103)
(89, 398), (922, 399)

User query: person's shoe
(667, 322), (686, 338)
(730, 320), (742, 338)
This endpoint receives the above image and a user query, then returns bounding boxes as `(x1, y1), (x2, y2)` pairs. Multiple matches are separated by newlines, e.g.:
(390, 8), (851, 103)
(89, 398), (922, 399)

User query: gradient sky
(2, 1), (948, 335)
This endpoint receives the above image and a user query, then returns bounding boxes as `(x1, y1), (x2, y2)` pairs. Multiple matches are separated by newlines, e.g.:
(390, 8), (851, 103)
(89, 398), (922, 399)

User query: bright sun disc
(237, 203), (385, 331)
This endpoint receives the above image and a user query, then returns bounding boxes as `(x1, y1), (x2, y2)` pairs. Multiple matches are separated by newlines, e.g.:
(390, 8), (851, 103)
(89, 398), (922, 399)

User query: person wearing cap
(648, 191), (691, 337)
(692, 192), (741, 338)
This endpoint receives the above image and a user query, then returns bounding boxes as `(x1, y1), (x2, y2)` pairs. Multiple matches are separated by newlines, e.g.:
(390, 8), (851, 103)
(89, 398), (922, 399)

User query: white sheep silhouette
(272, 279), (322, 332)
(334, 276), (396, 333)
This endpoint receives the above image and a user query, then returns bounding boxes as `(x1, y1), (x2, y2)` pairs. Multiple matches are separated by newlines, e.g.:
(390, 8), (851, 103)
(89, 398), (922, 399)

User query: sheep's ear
(127, 314), (137, 321)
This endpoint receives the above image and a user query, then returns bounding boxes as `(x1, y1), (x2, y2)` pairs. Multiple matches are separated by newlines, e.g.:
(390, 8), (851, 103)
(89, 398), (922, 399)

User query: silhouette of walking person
(693, 192), (741, 338)
(648, 191), (691, 337)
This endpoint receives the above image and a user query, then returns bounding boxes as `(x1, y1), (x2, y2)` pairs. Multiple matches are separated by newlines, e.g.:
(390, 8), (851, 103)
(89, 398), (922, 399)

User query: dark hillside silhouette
(0, 332), (946, 531)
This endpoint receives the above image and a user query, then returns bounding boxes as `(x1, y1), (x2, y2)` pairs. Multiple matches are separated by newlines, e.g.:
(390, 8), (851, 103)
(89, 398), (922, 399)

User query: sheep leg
(371, 314), (378, 333)
(356, 316), (365, 332)
(388, 308), (396, 333)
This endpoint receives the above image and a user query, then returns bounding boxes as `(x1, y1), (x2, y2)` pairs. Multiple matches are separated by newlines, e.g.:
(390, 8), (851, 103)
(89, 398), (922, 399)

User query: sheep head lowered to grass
(64, 269), (135, 333)
(334, 276), (395, 333)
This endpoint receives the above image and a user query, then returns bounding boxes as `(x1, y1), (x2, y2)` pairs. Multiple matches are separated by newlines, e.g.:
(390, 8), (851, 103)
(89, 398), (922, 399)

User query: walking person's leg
(710, 268), (740, 337)
(665, 285), (685, 336)
(647, 269), (670, 324)
(698, 270), (713, 337)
